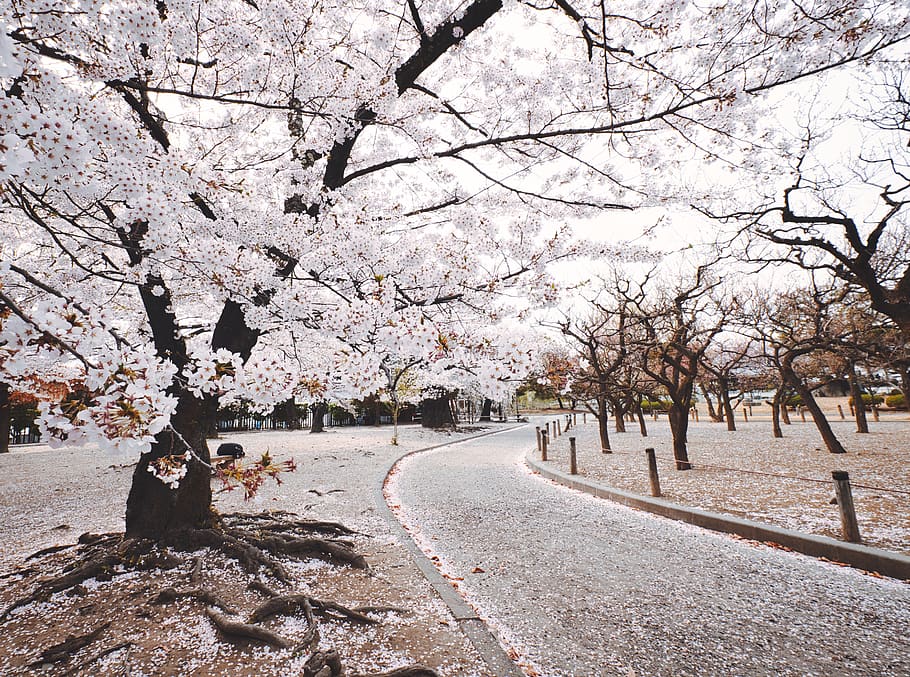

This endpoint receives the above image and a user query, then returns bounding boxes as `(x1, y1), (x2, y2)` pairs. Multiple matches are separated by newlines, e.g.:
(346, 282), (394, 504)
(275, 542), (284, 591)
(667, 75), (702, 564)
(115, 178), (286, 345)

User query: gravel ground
(536, 408), (910, 554)
(388, 423), (910, 677)
(0, 424), (496, 676)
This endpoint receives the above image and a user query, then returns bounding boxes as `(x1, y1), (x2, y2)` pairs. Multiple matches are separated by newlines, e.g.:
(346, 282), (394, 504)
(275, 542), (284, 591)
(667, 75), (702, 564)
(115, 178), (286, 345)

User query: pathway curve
(389, 422), (910, 676)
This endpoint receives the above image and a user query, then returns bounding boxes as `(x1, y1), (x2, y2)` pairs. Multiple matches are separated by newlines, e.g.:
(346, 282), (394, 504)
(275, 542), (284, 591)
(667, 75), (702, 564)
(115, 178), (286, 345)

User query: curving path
(389, 423), (910, 677)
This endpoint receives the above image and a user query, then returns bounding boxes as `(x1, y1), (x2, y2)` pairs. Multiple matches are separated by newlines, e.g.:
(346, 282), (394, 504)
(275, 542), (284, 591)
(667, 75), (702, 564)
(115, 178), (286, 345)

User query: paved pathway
(390, 423), (910, 676)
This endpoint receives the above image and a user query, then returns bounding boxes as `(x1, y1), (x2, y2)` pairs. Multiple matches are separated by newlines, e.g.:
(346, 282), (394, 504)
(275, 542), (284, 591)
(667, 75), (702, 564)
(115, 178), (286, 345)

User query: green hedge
(885, 393), (907, 409)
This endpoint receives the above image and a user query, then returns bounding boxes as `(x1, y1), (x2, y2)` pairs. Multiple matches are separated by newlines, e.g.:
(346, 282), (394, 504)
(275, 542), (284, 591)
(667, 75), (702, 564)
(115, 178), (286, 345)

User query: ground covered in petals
(0, 425), (495, 677)
(538, 398), (910, 556)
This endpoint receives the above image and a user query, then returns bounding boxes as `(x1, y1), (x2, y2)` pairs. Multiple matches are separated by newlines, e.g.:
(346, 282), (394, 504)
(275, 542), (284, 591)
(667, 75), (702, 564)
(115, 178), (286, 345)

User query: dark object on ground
(216, 443), (245, 458)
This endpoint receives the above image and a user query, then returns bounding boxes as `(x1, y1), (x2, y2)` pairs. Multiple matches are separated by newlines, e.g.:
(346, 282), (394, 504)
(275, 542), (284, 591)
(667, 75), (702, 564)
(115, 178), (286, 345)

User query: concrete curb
(526, 450), (910, 581)
(375, 426), (526, 677)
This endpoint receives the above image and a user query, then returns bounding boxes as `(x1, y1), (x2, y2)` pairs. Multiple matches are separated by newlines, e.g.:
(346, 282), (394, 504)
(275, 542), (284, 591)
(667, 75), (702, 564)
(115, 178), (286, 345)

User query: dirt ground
(537, 397), (910, 556)
(0, 425), (497, 677)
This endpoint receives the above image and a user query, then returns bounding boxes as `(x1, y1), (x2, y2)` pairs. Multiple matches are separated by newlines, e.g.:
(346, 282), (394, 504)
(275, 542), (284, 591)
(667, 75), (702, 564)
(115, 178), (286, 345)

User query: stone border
(526, 449), (910, 581)
(376, 426), (527, 677)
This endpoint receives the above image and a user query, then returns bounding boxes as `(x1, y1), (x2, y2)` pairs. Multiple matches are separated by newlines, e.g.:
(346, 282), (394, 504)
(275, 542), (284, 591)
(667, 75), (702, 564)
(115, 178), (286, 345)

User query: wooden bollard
(555, 419), (561, 436)
(541, 431), (549, 461)
(837, 404), (845, 420)
(546, 421), (551, 437)
(535, 426), (542, 451)
(573, 413), (577, 425)
(569, 437), (577, 475)
(849, 401), (855, 416)
(694, 408), (699, 423)
(743, 408), (748, 422)
(800, 408), (807, 423)
(645, 447), (661, 497)
(832, 471), (861, 543)
(873, 406), (880, 422)
(652, 410), (658, 421)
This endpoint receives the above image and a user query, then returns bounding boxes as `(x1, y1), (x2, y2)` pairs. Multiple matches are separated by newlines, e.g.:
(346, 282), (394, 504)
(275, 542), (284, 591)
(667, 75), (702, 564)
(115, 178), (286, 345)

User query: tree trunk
(596, 397), (611, 451)
(780, 386), (792, 425)
(310, 402), (328, 433)
(0, 383), (10, 454)
(421, 396), (455, 428)
(667, 402), (692, 470)
(283, 397), (300, 430)
(556, 394), (565, 409)
(900, 368), (910, 417)
(635, 401), (648, 438)
(700, 384), (722, 422)
(720, 379), (736, 432)
(847, 362), (869, 433)
(783, 361), (846, 454)
(479, 398), (493, 422)
(770, 387), (783, 438)
(611, 398), (626, 433)
(125, 394), (213, 539)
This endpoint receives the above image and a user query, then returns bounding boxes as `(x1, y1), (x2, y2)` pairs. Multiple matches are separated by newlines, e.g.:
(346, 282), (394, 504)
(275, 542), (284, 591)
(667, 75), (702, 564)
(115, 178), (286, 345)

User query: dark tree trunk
(611, 398), (626, 433)
(901, 368), (910, 415)
(783, 360), (846, 454)
(635, 401), (648, 438)
(847, 362), (869, 434)
(596, 397), (611, 451)
(556, 394), (565, 409)
(311, 402), (328, 433)
(283, 397), (301, 430)
(720, 378), (736, 432)
(421, 396), (455, 428)
(125, 393), (213, 539)
(479, 398), (493, 422)
(0, 383), (10, 454)
(700, 384), (722, 422)
(780, 387), (792, 425)
(771, 387), (783, 438)
(667, 402), (692, 470)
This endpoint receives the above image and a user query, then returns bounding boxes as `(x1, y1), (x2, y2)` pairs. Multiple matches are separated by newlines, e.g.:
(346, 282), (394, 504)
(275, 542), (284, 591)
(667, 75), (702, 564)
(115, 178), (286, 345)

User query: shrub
(847, 394), (885, 409)
(885, 393), (907, 410)
(641, 399), (672, 413)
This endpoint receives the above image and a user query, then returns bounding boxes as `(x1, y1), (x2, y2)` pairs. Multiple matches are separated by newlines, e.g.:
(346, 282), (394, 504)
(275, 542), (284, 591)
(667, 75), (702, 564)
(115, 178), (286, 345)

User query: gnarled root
(352, 668), (441, 677)
(205, 608), (293, 648)
(150, 587), (236, 614)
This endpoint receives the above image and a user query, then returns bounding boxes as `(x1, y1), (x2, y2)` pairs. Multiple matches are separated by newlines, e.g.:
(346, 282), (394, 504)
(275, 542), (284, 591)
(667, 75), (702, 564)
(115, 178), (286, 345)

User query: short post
(645, 447), (661, 497)
(748, 405), (753, 417)
(541, 431), (548, 461)
(546, 421), (551, 437)
(837, 404), (845, 420)
(743, 408), (748, 423)
(872, 405), (880, 422)
(535, 426), (542, 452)
(569, 437), (577, 475)
(573, 413), (577, 425)
(694, 408), (699, 423)
(832, 471), (861, 543)
(582, 412), (586, 424)
(800, 408), (807, 423)
(652, 410), (658, 421)
(849, 401), (855, 416)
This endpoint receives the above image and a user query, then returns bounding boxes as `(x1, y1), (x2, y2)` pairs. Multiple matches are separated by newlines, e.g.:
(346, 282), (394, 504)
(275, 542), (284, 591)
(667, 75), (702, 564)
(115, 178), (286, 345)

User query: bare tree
(622, 265), (726, 470)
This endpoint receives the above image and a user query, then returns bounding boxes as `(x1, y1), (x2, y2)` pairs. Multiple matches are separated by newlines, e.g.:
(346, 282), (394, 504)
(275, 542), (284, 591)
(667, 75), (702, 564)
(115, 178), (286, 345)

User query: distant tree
(622, 265), (726, 470)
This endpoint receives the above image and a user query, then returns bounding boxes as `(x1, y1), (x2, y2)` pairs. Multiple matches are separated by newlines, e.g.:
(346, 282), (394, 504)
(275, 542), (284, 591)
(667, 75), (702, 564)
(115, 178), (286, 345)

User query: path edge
(376, 425), (527, 677)
(525, 449), (910, 581)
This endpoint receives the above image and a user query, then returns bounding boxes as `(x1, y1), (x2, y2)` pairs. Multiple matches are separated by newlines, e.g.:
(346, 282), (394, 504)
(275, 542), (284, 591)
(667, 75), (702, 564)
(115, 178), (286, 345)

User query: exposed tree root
(163, 527), (291, 583)
(304, 649), (344, 677)
(223, 511), (366, 537)
(0, 511), (446, 674)
(28, 621), (110, 667)
(205, 608), (294, 648)
(227, 529), (367, 570)
(60, 641), (131, 676)
(352, 667), (441, 677)
(150, 586), (237, 614)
